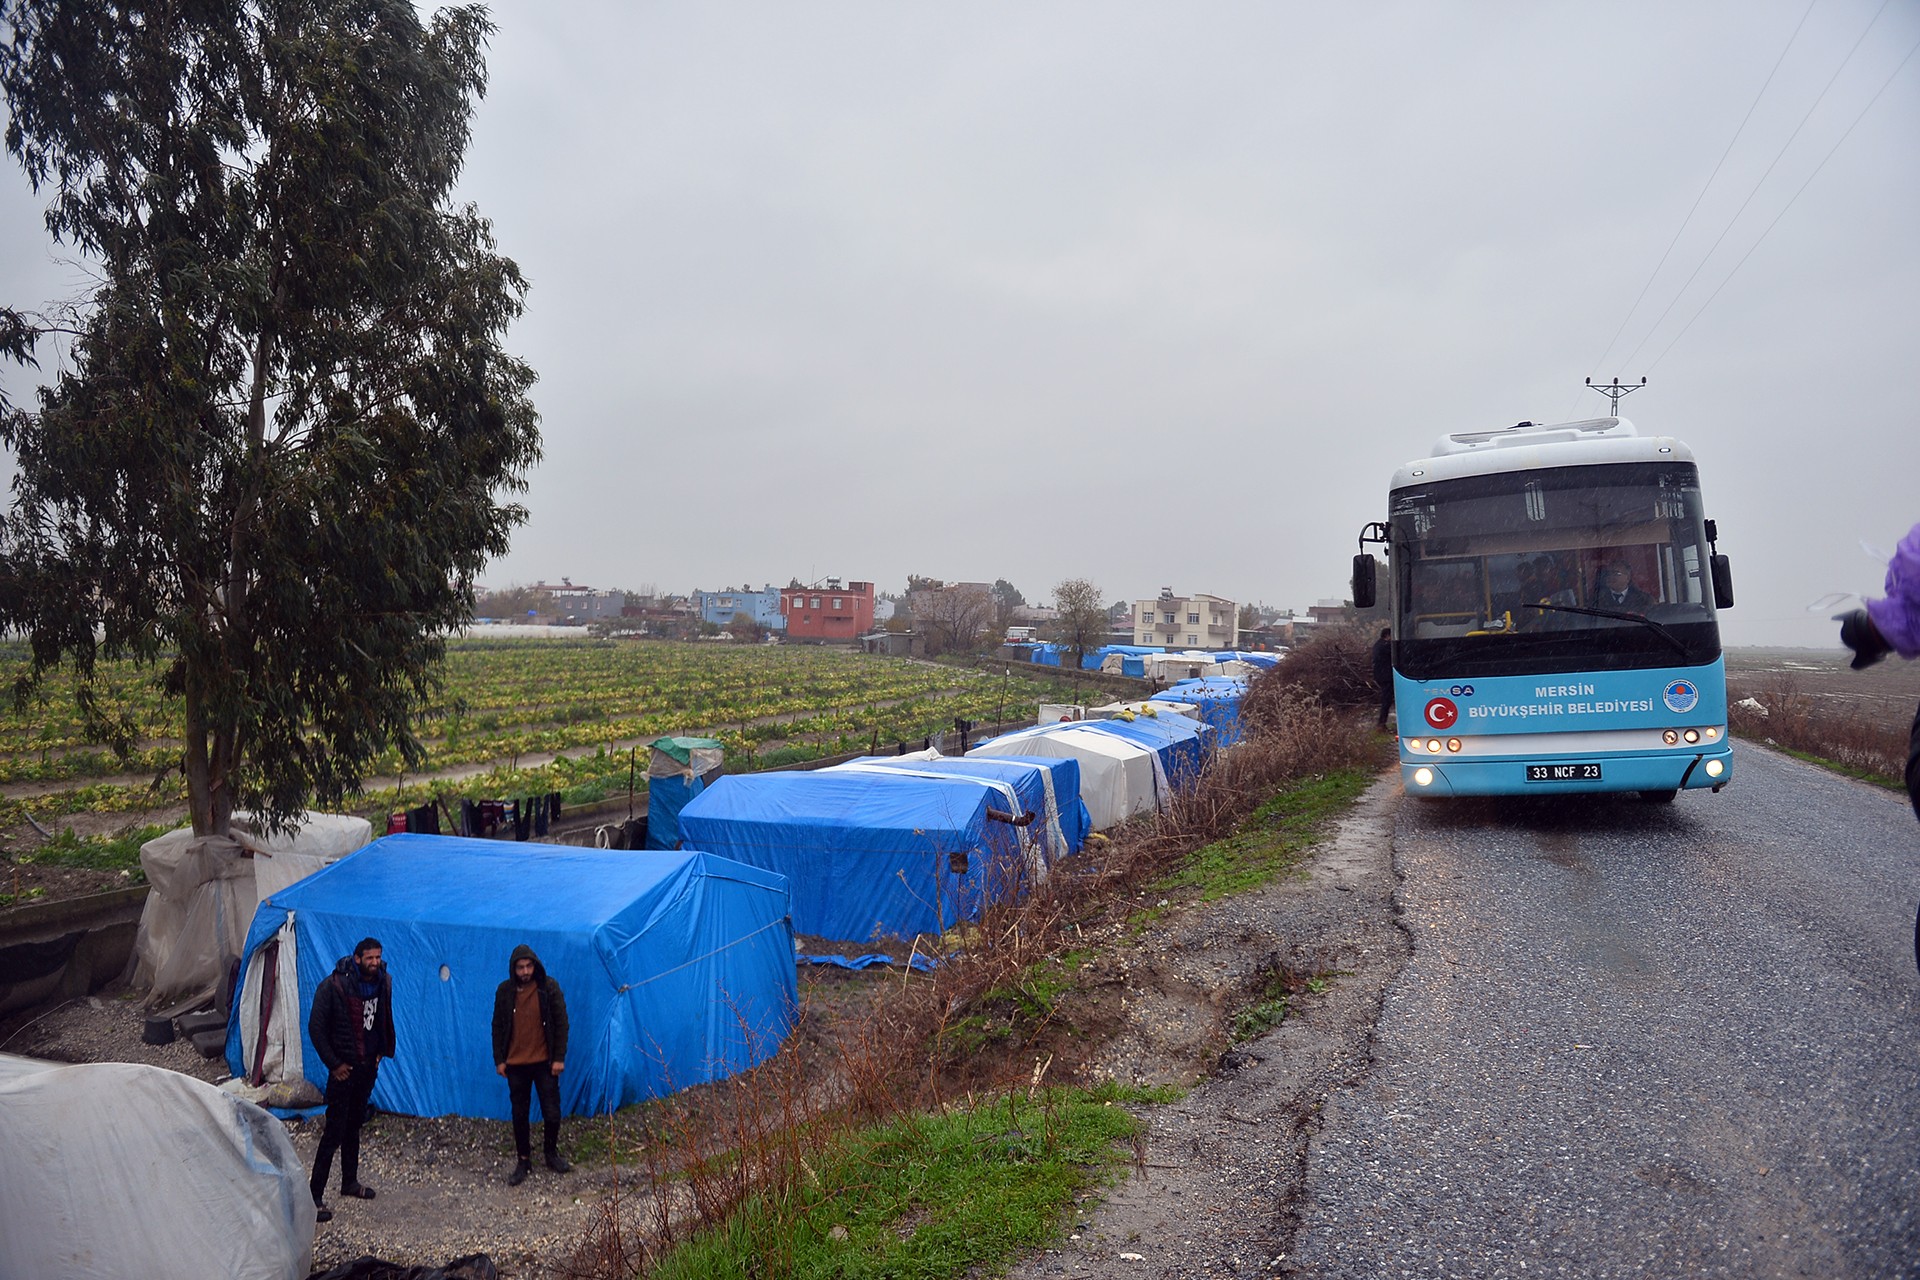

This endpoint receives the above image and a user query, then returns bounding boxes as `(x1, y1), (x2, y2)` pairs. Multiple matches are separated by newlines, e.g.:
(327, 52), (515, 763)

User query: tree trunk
(183, 675), (216, 836)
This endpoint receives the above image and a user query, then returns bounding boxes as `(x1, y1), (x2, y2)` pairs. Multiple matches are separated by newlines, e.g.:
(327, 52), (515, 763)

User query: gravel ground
(3, 988), (628, 1277)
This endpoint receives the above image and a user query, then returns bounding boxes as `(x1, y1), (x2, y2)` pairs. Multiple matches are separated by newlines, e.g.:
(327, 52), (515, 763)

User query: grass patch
(1140, 768), (1372, 924)
(1744, 740), (1904, 792)
(648, 1086), (1156, 1280)
(12, 823), (169, 879)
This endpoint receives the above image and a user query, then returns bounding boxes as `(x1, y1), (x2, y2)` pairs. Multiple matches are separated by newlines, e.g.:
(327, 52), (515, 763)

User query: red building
(781, 578), (875, 643)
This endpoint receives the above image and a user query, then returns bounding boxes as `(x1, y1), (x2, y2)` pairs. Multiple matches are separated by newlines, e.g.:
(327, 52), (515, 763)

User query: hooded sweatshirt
(491, 943), (569, 1067)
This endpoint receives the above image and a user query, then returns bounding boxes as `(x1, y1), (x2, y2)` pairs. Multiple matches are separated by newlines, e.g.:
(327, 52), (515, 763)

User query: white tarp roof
(0, 1054), (312, 1280)
(967, 723), (1167, 830)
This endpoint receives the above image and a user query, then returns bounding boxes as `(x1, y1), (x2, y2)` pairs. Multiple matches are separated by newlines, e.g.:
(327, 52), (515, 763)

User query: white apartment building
(1134, 589), (1238, 649)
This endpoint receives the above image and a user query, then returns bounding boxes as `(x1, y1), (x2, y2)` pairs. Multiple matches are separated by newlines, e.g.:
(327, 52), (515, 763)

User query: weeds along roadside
(1726, 670), (1910, 790)
(562, 660), (1390, 1279)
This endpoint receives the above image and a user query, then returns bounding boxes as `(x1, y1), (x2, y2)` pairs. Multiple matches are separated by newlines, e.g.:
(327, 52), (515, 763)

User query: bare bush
(1266, 625), (1378, 710)
(1726, 671), (1910, 782)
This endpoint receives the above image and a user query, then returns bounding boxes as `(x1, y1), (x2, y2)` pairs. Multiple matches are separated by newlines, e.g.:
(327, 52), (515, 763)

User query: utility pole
(1585, 376), (1646, 415)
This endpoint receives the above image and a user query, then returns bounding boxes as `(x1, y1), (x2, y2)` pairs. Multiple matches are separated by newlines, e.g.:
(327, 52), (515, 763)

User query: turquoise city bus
(1352, 417), (1736, 800)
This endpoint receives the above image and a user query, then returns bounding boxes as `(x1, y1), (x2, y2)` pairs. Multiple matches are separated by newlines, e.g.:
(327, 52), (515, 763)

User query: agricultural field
(0, 638), (1109, 833)
(1724, 645), (1920, 787)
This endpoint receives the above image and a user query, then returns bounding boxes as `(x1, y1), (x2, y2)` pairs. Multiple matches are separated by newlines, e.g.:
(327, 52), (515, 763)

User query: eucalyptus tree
(0, 0), (540, 835)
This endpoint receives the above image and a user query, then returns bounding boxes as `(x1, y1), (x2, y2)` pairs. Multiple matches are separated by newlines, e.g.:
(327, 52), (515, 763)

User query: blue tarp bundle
(227, 835), (797, 1120)
(1154, 677), (1249, 747)
(679, 769), (1046, 942)
(828, 754), (1091, 863)
(1029, 644), (1066, 667)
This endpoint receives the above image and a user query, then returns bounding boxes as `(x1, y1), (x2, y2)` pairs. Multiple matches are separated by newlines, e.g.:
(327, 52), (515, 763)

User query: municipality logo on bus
(1663, 679), (1700, 714)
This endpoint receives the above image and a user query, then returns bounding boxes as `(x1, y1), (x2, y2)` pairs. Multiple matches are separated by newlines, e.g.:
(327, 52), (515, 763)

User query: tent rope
(618, 917), (791, 991)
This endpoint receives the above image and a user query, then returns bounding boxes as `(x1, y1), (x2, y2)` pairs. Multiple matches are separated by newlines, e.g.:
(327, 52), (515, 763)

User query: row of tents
(216, 678), (1249, 1123)
(1018, 642), (1282, 681)
(3, 675), (1254, 1280)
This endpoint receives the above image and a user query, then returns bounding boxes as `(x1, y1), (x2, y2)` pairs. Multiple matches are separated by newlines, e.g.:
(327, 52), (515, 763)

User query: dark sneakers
(508, 1159), (531, 1186)
(546, 1152), (572, 1174)
(342, 1182), (375, 1200)
(315, 1204), (334, 1223)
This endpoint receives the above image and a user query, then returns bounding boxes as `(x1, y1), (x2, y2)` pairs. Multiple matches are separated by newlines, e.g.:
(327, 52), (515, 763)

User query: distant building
(1134, 588), (1238, 649)
(782, 578), (875, 643)
(692, 585), (786, 631)
(531, 579), (625, 623)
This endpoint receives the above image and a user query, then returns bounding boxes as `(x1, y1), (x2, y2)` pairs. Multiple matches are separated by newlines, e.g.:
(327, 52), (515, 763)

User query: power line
(1615, 0), (1900, 373)
(1646, 26), (1920, 373)
(1577, 0), (1819, 409)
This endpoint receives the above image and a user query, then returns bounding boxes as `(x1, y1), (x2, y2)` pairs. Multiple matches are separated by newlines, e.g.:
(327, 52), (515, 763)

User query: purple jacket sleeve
(1865, 522), (1920, 658)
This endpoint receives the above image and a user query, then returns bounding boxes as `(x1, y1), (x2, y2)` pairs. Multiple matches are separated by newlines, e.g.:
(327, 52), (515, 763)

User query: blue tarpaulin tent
(1153, 677), (1249, 746)
(1090, 711), (1213, 787)
(226, 835), (797, 1120)
(678, 771), (1041, 942)
(827, 754), (1091, 863)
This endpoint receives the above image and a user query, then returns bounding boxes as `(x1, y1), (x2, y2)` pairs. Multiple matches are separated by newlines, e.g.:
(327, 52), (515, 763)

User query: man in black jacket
(491, 943), (572, 1185)
(307, 937), (395, 1221)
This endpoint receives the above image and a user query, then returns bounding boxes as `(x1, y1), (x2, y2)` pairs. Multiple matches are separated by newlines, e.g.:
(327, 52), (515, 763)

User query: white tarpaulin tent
(967, 723), (1168, 830)
(133, 811), (372, 1010)
(0, 1053), (313, 1280)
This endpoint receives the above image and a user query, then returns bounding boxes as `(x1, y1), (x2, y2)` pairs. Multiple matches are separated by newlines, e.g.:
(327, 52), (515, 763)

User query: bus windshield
(1390, 461), (1720, 680)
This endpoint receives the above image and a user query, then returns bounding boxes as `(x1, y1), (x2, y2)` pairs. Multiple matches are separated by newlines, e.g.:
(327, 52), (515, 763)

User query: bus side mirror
(1352, 554), (1377, 609)
(1710, 554), (1734, 608)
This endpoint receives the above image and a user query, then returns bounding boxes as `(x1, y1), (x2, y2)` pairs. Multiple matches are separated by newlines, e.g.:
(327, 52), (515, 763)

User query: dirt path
(1002, 774), (1407, 1279)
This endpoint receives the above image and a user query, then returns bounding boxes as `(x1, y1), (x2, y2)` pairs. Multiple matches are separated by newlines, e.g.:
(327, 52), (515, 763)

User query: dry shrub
(567, 679), (1382, 1277)
(1265, 624), (1379, 710)
(1728, 672), (1910, 781)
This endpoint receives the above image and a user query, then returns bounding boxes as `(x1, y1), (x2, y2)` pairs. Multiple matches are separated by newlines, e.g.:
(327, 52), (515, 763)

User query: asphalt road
(1285, 743), (1920, 1279)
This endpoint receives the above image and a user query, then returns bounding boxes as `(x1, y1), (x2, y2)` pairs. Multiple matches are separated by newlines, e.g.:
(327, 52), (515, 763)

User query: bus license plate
(1526, 762), (1602, 782)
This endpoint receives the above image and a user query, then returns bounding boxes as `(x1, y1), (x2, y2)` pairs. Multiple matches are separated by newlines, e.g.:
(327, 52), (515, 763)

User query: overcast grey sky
(3, 1), (1916, 645)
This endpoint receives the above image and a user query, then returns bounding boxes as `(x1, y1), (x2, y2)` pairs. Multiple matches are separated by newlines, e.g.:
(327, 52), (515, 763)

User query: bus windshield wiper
(1524, 603), (1693, 659)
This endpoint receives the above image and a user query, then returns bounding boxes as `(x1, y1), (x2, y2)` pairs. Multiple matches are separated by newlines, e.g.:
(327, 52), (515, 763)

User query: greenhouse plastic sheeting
(227, 835), (796, 1120)
(0, 1053), (313, 1280)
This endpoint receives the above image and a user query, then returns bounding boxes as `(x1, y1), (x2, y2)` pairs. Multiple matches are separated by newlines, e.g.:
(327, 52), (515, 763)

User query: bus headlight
(1705, 727), (1719, 740)
(1662, 730), (1678, 745)
(1704, 758), (1725, 778)
(1683, 729), (1700, 744)
(1413, 767), (1434, 787)
(1427, 739), (1442, 754)
(1406, 738), (1424, 753)
(1446, 738), (1462, 753)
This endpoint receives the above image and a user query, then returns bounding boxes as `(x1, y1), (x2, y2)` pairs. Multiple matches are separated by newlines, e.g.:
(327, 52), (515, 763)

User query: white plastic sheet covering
(231, 916), (314, 1101)
(968, 724), (1167, 829)
(133, 811), (372, 1009)
(0, 1053), (313, 1280)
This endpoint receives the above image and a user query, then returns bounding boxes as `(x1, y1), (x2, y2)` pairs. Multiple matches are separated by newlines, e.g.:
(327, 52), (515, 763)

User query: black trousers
(310, 1060), (377, 1202)
(505, 1061), (563, 1159)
